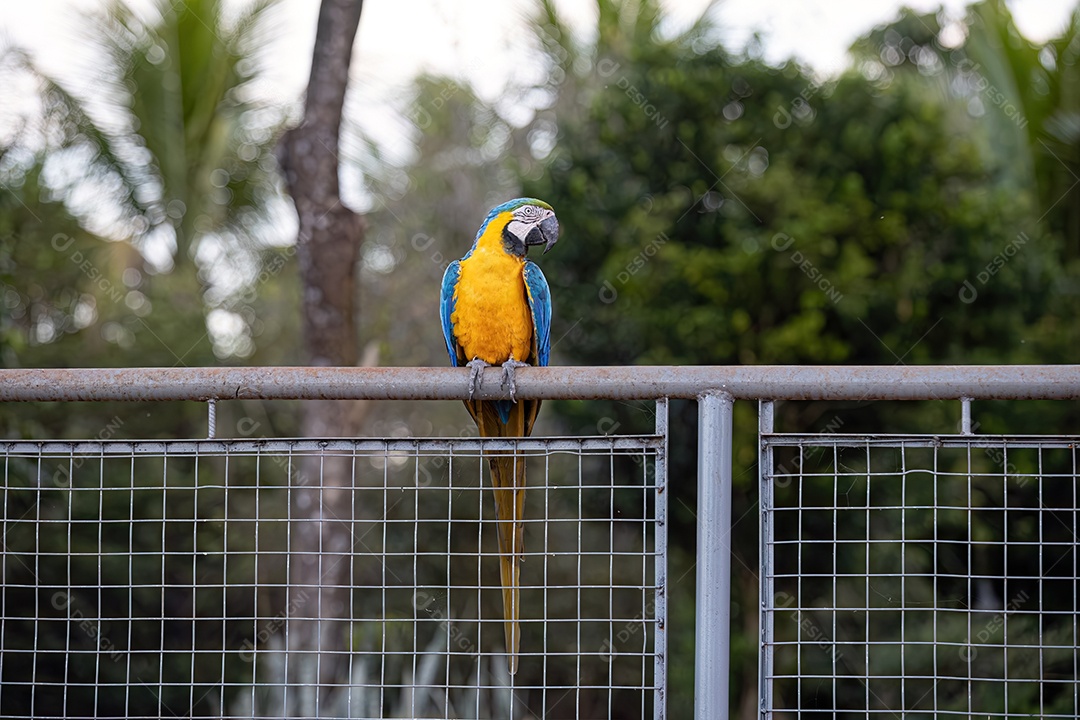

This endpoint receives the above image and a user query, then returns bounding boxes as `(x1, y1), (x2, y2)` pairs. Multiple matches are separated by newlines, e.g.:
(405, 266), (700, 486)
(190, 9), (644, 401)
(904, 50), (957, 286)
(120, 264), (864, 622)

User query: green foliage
(853, 1), (1080, 255)
(61, 0), (287, 265)
(0, 0), (301, 383)
(0, 4), (300, 713)
(528, 23), (1064, 373)
(517, 0), (1080, 714)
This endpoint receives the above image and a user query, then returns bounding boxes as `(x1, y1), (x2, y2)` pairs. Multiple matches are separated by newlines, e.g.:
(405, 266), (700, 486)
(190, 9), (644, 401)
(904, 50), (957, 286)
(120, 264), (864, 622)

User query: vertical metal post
(207, 399), (217, 439)
(758, 400), (775, 719)
(696, 391), (733, 720)
(654, 397), (669, 720)
(960, 398), (973, 435)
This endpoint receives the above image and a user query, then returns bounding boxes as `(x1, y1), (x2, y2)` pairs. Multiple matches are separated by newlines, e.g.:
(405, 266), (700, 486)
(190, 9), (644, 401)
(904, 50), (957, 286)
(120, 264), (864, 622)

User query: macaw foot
(500, 358), (529, 402)
(465, 358), (489, 400)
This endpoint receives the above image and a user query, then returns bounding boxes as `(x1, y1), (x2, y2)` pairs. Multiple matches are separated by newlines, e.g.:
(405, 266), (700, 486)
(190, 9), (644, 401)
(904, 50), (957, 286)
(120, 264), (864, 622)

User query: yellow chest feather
(452, 247), (533, 365)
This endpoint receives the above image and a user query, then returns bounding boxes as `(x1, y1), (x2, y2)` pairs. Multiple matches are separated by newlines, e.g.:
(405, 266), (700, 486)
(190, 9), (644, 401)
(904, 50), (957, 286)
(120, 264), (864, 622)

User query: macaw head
(484, 197), (559, 257)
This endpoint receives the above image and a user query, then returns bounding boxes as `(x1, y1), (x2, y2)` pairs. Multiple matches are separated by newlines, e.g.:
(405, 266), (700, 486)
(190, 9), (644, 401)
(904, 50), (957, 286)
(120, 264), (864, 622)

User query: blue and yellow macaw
(440, 198), (559, 674)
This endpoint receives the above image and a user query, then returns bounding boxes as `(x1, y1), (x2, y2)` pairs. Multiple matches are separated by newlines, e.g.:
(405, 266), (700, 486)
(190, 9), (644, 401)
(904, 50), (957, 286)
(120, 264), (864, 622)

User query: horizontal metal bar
(762, 433), (1080, 448)
(1, 365), (1079, 402)
(0, 436), (664, 456)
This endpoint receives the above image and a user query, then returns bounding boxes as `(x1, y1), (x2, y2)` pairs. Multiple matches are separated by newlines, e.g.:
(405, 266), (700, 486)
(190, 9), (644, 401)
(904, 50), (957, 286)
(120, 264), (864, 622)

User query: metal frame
(2, 365), (1079, 402)
(2, 365), (1079, 719)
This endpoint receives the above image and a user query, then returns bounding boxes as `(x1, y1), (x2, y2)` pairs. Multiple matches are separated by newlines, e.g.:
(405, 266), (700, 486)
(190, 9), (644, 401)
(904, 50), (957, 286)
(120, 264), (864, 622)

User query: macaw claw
(500, 358), (529, 402)
(466, 358), (489, 400)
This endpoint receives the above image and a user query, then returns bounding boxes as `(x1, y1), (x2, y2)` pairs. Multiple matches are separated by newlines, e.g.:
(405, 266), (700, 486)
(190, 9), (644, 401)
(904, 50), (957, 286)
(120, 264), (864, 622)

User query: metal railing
(1, 365), (1078, 719)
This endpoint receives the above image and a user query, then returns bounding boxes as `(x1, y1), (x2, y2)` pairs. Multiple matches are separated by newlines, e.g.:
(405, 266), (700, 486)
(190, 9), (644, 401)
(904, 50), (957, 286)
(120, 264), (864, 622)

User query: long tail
(490, 451), (526, 675)
(465, 397), (538, 675)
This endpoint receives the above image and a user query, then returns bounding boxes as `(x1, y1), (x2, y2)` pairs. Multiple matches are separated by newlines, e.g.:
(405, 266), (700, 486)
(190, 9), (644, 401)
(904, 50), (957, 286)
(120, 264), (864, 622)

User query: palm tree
(963, 0), (1079, 253)
(852, 1), (1080, 256)
(16, 0), (290, 362)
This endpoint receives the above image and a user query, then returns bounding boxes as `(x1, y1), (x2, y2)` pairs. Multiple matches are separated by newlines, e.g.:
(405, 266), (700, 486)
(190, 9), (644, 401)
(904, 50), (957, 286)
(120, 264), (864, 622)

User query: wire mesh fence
(0, 434), (666, 719)
(3, 366), (1080, 719)
(761, 433), (1079, 718)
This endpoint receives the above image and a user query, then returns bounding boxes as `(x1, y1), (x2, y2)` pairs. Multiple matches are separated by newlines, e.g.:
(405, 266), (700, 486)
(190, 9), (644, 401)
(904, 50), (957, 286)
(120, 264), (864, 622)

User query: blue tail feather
(495, 400), (512, 425)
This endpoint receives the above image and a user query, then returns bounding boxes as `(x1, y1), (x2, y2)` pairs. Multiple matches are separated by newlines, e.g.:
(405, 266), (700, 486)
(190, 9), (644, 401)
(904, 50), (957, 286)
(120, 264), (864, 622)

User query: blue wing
(440, 261), (462, 366)
(523, 261), (552, 367)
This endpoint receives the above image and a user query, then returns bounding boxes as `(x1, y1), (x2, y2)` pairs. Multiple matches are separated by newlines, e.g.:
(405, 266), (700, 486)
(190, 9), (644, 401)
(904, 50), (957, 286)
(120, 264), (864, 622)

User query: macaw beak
(526, 215), (560, 254)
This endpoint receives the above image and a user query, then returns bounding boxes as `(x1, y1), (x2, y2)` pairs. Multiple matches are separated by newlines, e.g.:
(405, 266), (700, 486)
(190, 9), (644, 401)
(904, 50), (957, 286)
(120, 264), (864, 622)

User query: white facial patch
(505, 218), (533, 243)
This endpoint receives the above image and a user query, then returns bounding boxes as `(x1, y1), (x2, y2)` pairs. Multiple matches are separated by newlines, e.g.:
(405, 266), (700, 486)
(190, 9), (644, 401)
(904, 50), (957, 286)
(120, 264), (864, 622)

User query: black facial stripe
(502, 225), (526, 256)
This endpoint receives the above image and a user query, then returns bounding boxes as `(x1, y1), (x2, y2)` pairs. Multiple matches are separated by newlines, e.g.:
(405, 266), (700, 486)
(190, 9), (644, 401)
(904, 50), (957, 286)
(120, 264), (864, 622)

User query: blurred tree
(55, 0), (287, 271)
(960, 1), (1080, 253)
(856, 2), (1080, 377)
(854, 1), (1080, 256)
(0, 1), (300, 715)
(1, 0), (299, 437)
(276, 0), (367, 710)
(2, 0), (291, 369)
(518, 0), (1079, 715)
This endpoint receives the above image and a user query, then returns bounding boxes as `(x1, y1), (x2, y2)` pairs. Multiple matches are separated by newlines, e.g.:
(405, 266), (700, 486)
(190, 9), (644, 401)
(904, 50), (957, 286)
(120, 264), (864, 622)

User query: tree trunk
(277, 0), (365, 711)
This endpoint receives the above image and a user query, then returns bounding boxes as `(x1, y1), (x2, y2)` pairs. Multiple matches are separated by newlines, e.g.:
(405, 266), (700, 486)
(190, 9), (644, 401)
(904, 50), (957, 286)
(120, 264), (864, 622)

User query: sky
(0, 0), (1075, 181)
(1, 0), (1076, 102)
(263, 0), (1071, 92)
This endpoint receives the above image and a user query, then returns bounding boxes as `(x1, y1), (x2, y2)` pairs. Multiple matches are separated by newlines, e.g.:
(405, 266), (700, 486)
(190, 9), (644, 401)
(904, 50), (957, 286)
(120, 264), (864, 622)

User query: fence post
(758, 400), (775, 718)
(695, 391), (734, 719)
(655, 397), (669, 720)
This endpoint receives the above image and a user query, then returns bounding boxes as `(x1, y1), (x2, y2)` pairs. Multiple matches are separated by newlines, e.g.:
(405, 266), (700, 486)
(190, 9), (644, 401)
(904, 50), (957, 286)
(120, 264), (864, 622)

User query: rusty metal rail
(1, 365), (1079, 402)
